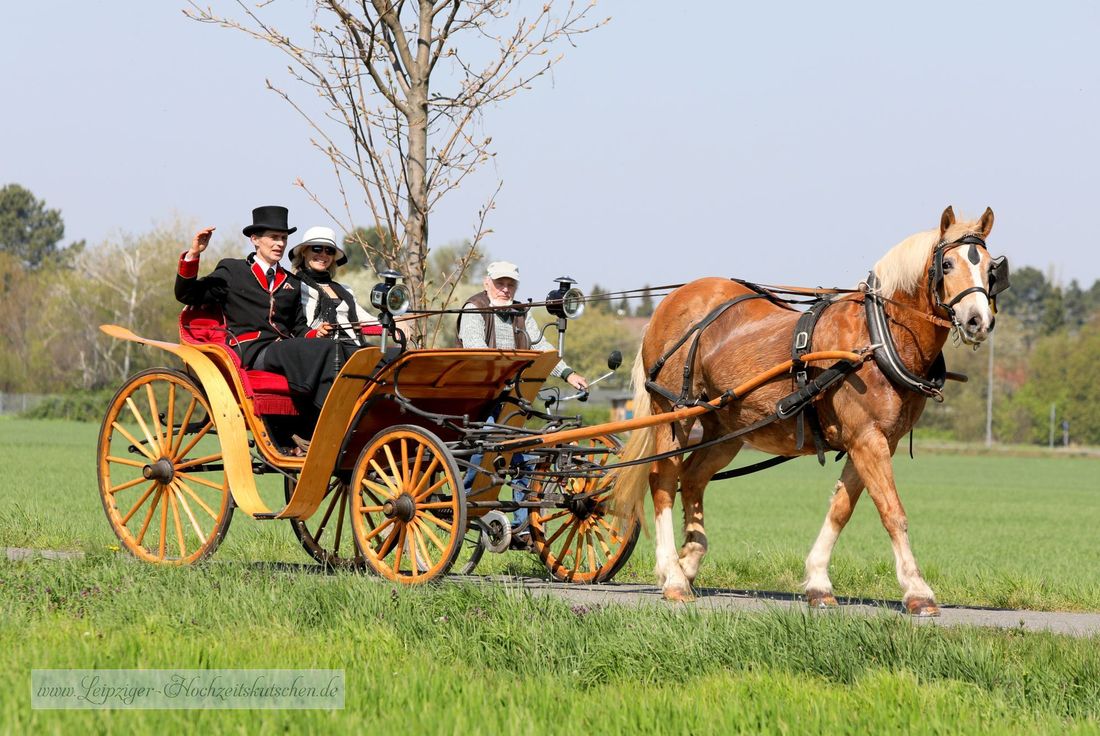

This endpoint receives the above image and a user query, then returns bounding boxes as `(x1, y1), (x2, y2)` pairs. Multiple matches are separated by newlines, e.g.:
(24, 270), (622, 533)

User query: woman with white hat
(290, 226), (382, 345)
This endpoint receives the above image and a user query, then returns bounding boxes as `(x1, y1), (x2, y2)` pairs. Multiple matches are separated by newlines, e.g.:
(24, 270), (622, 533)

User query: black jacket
(175, 253), (310, 366)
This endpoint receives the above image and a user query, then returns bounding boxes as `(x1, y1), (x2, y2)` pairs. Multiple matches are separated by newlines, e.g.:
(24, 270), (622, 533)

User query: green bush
(20, 390), (115, 422)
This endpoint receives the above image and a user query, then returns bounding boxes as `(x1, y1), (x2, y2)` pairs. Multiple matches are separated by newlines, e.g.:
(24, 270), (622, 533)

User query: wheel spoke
(411, 524), (433, 575)
(135, 487), (163, 546)
(360, 517), (395, 544)
(169, 488), (187, 558)
(175, 453), (221, 471)
(414, 512), (447, 552)
(392, 525), (407, 572)
(126, 397), (159, 454)
(590, 524), (614, 558)
(399, 439), (410, 488)
(107, 455), (146, 469)
(175, 471), (226, 492)
(585, 529), (597, 573)
(594, 515), (625, 544)
(121, 481), (158, 525)
(409, 456), (440, 497)
(414, 474), (449, 502)
(361, 478), (395, 501)
(369, 459), (400, 494)
(145, 384), (165, 453)
(109, 475), (150, 495)
(174, 478), (218, 519)
(313, 483), (344, 544)
(175, 420), (213, 463)
(416, 500), (456, 510)
(332, 488), (348, 555)
(164, 382), (176, 455)
(171, 397), (198, 457)
(383, 445), (403, 490)
(545, 516), (575, 546)
(418, 511), (453, 534)
(112, 422), (157, 461)
(158, 486), (169, 559)
(537, 508), (572, 524)
(406, 442), (426, 490)
(173, 482), (207, 543)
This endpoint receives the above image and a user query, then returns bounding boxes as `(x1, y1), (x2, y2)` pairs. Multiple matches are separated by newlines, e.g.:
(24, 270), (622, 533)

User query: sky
(3, 1), (1099, 299)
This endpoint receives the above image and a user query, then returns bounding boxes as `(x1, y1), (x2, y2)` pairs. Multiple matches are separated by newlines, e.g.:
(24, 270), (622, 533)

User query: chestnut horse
(611, 207), (1003, 615)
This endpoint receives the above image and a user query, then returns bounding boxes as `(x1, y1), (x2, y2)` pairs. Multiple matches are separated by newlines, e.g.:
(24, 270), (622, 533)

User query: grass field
(2, 417), (1099, 733)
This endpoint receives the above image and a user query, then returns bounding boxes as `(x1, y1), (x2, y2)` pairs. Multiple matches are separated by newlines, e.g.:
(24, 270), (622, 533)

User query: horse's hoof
(905, 597), (940, 617)
(662, 586), (695, 603)
(806, 591), (838, 609)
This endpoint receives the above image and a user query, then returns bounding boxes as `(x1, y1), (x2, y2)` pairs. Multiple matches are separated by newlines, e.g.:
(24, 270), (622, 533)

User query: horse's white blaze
(653, 506), (688, 592)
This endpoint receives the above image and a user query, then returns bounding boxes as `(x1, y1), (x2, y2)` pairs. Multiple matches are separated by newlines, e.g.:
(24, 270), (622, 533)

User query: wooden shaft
(497, 350), (866, 452)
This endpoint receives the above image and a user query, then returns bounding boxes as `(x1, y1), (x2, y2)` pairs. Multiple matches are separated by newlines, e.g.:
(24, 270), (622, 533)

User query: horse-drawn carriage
(96, 281), (639, 584)
(97, 206), (1010, 615)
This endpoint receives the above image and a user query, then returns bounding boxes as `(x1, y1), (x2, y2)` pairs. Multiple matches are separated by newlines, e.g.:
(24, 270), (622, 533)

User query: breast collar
(864, 272), (947, 400)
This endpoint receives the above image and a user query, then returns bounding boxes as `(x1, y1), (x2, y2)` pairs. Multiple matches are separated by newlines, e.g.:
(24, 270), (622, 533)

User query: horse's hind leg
(804, 459), (864, 608)
(848, 432), (939, 616)
(678, 440), (743, 585)
(650, 457), (693, 601)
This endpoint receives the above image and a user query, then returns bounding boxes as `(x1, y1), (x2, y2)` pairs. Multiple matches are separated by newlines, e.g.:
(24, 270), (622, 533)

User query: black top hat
(242, 205), (297, 237)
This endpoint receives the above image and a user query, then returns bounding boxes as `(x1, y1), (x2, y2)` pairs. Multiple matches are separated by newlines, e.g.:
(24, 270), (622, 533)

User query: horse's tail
(609, 339), (656, 527)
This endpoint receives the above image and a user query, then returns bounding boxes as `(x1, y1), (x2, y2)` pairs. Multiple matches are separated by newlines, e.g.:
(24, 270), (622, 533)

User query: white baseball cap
(486, 261), (520, 282)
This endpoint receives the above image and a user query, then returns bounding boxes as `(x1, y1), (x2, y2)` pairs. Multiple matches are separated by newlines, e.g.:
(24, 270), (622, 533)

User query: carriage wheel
(453, 520), (487, 575)
(97, 369), (233, 564)
(529, 435), (639, 583)
(349, 425), (466, 584)
(285, 474), (364, 569)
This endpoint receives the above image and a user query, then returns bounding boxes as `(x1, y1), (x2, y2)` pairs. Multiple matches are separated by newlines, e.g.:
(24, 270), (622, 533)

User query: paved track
(8, 548), (1097, 637)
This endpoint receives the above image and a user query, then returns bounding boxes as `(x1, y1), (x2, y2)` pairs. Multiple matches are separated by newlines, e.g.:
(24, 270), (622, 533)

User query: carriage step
(253, 512), (281, 520)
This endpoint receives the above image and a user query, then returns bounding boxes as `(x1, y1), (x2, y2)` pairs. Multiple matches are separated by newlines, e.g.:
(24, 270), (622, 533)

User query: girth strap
(789, 298), (837, 464)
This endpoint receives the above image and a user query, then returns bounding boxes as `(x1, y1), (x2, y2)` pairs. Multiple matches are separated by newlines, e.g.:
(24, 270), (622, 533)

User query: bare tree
(185, 0), (606, 344)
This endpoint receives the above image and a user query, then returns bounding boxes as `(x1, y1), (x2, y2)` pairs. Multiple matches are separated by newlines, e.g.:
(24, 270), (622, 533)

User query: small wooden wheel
(285, 474), (364, 569)
(530, 435), (639, 583)
(349, 425), (466, 584)
(97, 369), (233, 564)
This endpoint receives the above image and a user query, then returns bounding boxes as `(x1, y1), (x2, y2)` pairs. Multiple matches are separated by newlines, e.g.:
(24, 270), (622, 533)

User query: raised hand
(189, 226), (216, 258)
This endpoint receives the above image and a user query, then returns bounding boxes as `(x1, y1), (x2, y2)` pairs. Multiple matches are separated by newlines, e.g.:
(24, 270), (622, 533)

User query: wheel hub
(142, 458), (175, 484)
(568, 494), (597, 520)
(382, 493), (417, 522)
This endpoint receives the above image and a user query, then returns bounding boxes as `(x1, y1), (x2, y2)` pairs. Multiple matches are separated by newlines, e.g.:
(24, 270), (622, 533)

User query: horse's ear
(939, 206), (956, 237)
(977, 207), (994, 238)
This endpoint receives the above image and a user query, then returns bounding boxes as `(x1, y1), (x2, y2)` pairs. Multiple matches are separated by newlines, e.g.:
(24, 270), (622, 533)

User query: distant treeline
(3, 183), (1098, 444)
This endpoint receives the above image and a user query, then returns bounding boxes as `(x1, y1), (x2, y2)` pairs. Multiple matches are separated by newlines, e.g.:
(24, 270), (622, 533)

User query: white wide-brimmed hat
(291, 226), (347, 266)
(486, 261), (520, 282)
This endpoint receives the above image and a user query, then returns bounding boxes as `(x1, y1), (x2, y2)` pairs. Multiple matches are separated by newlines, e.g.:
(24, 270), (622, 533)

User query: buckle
(794, 331), (809, 351)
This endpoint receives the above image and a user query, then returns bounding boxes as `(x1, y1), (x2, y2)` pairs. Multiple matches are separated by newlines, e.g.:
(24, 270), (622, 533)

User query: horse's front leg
(848, 432), (939, 616)
(650, 458), (693, 601)
(804, 459), (864, 608)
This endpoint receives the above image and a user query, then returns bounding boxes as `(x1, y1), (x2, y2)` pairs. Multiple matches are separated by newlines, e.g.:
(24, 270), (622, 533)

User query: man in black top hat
(174, 205), (348, 418)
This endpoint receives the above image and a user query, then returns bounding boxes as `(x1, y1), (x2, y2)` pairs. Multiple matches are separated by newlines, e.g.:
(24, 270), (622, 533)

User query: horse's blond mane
(870, 230), (937, 297)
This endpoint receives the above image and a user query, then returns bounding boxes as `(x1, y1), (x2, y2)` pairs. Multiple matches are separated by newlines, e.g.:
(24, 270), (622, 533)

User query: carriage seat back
(178, 306), (298, 416)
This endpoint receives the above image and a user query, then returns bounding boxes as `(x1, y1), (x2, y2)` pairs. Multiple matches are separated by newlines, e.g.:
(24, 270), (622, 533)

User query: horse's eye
(942, 259), (954, 273)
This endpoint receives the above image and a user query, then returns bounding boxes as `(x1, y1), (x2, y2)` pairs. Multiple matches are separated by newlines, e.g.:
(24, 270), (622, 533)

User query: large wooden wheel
(285, 474), (364, 569)
(529, 435), (639, 583)
(97, 369), (233, 564)
(349, 425), (466, 584)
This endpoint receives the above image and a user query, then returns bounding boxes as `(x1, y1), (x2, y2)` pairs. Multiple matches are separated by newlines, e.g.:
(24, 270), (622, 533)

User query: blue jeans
(465, 419), (533, 528)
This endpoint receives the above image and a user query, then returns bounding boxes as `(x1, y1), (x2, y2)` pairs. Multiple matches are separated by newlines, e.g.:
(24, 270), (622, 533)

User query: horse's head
(929, 206), (1009, 345)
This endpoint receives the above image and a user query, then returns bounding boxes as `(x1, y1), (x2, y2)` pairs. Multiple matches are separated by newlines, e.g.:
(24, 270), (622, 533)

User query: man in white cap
(457, 260), (588, 390)
(457, 261), (588, 543)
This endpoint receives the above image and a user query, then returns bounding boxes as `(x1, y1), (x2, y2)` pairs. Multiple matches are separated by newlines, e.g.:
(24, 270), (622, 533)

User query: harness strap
(789, 298), (835, 463)
(647, 293), (769, 405)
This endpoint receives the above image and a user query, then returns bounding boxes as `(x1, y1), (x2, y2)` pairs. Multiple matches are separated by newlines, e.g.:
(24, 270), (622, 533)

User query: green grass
(3, 418), (1096, 611)
(2, 418), (1100, 732)
(2, 557), (1099, 734)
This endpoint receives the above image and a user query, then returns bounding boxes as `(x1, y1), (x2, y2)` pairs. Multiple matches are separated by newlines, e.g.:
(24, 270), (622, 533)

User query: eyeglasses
(309, 245), (337, 256)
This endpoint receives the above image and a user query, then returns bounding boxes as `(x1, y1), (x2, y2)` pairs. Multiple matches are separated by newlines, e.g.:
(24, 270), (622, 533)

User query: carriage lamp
(545, 277), (585, 320)
(371, 270), (411, 317)
(370, 270), (411, 352)
(545, 276), (585, 361)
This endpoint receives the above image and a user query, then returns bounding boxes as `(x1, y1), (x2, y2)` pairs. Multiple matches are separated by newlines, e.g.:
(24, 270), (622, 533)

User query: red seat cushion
(179, 306), (297, 416)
